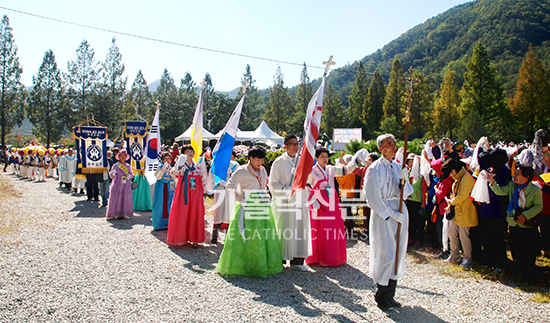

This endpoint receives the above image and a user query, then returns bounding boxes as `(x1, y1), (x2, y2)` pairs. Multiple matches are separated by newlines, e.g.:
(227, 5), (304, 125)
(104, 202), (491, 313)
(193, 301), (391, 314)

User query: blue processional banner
(73, 126), (108, 174)
(124, 121), (148, 175)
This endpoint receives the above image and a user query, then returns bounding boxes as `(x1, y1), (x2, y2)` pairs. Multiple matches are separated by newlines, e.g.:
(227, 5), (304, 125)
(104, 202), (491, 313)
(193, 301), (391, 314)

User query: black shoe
(377, 298), (393, 310)
(211, 238), (218, 244)
(87, 198), (92, 201)
(388, 298), (402, 308)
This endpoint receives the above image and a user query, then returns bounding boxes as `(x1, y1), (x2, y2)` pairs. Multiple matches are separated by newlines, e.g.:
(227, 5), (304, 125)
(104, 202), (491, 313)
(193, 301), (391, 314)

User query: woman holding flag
(106, 149), (134, 219)
(167, 145), (206, 247)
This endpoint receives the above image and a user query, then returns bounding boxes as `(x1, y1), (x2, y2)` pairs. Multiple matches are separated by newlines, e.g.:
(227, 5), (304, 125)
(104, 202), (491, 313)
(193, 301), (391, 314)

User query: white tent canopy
(174, 125), (218, 142)
(252, 121), (284, 144)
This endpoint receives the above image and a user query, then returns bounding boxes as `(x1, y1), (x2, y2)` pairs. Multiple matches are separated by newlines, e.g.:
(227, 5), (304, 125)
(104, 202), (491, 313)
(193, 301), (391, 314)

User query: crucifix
(155, 100), (160, 110)
(323, 55), (335, 76)
(394, 66), (421, 275)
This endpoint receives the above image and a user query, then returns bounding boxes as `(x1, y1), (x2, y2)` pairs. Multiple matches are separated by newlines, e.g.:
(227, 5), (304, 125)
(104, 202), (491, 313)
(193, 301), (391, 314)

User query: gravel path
(0, 172), (548, 322)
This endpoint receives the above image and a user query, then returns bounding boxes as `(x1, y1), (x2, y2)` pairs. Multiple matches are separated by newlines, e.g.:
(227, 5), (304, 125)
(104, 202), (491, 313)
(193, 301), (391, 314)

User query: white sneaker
(290, 264), (309, 272)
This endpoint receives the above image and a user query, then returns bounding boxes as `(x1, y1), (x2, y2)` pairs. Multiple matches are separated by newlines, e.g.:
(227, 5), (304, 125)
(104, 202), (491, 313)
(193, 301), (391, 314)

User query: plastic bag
(470, 171), (490, 203)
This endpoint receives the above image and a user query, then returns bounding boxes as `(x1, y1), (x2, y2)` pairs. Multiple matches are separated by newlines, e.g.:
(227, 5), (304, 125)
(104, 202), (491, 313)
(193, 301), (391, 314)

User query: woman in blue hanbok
(152, 152), (176, 230)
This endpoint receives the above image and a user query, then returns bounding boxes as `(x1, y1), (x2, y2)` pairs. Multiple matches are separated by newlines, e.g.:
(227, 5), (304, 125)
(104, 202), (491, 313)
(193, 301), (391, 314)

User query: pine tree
(92, 37), (127, 132)
(65, 39), (98, 125)
(363, 70), (385, 138)
(124, 70), (154, 121)
(321, 84), (345, 137)
(459, 41), (509, 140)
(433, 69), (460, 140)
(295, 63), (313, 114)
(28, 50), (66, 148)
(509, 44), (550, 140)
(287, 63), (313, 137)
(0, 15), (24, 146)
(235, 64), (262, 131)
(178, 72), (198, 133)
(265, 65), (292, 134)
(402, 71), (433, 138)
(348, 62), (368, 137)
(154, 69), (181, 144)
(383, 58), (406, 123)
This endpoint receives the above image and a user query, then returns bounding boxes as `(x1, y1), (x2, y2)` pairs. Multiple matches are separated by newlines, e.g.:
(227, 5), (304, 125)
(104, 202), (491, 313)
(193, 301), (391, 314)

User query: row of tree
(1, 14), (548, 149)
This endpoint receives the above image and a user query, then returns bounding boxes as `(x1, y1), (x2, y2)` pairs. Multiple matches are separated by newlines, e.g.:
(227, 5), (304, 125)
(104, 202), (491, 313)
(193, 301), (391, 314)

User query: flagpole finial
(242, 80), (249, 95)
(323, 55), (335, 76)
(155, 100), (160, 110)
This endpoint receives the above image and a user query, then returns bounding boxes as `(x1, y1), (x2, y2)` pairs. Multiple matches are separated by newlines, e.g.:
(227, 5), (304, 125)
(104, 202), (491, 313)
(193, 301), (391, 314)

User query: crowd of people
(1, 128), (549, 310)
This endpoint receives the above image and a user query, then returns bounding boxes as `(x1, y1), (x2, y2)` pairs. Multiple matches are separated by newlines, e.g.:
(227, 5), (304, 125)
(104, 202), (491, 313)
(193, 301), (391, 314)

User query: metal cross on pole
(155, 100), (160, 110)
(394, 65), (421, 275)
(323, 55), (335, 76)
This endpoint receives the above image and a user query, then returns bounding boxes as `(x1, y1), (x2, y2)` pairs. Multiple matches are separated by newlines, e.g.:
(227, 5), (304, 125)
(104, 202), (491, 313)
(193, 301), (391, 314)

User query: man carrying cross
(363, 134), (413, 309)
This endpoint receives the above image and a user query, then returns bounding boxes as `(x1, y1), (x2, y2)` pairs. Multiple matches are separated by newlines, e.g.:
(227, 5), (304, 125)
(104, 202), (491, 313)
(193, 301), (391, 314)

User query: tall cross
(242, 80), (249, 95)
(201, 79), (208, 93)
(155, 100), (160, 110)
(323, 55), (335, 76)
(402, 66), (421, 122)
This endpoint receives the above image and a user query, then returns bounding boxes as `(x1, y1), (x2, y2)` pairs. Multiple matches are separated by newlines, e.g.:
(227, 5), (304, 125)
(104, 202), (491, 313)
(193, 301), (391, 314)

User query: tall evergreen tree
(363, 70), (385, 138)
(402, 71), (433, 138)
(28, 50), (66, 148)
(348, 62), (368, 137)
(154, 69), (180, 144)
(236, 64), (262, 131)
(65, 39), (98, 125)
(265, 65), (292, 134)
(124, 70), (154, 121)
(0, 15), (24, 146)
(509, 44), (550, 140)
(295, 63), (313, 114)
(92, 37), (127, 132)
(178, 72), (198, 132)
(287, 63), (314, 137)
(433, 69), (460, 140)
(382, 58), (406, 123)
(321, 84), (345, 136)
(459, 41), (509, 140)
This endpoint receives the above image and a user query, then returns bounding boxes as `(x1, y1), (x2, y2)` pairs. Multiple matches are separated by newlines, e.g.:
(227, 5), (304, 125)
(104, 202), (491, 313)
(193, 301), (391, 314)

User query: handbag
(445, 205), (455, 220)
(131, 180), (138, 190)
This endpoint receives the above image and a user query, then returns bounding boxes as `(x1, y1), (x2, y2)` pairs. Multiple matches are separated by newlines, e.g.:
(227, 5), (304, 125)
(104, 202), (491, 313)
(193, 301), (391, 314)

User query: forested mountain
(318, 0), (550, 98)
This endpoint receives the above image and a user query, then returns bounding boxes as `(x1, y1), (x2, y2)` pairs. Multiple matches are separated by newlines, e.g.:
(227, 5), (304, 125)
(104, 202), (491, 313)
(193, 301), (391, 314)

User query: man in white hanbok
(364, 134), (413, 310)
(268, 135), (312, 271)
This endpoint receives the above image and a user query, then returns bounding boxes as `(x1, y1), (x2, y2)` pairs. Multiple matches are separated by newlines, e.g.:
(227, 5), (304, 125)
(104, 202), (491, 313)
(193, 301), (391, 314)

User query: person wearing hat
(29, 148), (38, 181)
(363, 134), (413, 309)
(106, 149), (134, 219)
(36, 149), (48, 182)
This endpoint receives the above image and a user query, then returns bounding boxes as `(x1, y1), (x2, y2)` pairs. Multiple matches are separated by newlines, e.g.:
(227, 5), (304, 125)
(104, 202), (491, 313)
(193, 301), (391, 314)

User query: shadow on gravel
(69, 200), (105, 218)
(399, 285), (445, 297)
(221, 264), (373, 320)
(385, 305), (448, 322)
(107, 212), (152, 230)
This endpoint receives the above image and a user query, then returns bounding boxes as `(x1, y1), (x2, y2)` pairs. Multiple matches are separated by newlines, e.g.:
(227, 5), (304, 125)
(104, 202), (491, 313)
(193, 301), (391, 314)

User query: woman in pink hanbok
(306, 147), (364, 267)
(106, 149), (134, 219)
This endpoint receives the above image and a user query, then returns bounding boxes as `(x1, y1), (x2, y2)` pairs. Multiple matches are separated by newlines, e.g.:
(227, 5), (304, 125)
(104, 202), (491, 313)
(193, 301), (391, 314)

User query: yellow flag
(190, 87), (204, 162)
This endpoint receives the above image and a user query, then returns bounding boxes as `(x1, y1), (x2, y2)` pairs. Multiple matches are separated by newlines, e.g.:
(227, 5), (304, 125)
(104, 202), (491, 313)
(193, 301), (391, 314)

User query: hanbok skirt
(217, 200), (283, 278)
(306, 180), (347, 267)
(132, 174), (152, 211)
(167, 173), (205, 244)
(152, 178), (175, 230)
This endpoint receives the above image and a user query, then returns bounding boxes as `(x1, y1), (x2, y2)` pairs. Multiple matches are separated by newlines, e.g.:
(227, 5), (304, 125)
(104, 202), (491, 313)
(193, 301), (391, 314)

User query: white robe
(268, 152), (312, 260)
(363, 157), (413, 286)
(63, 155), (77, 185)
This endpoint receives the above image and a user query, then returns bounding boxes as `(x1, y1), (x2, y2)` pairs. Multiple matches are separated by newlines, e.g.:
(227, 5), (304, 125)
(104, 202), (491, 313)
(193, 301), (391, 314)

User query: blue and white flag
(211, 94), (245, 182)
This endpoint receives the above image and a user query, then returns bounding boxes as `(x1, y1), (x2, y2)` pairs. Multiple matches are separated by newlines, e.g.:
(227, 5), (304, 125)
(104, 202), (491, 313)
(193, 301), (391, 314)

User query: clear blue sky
(1, 0), (471, 92)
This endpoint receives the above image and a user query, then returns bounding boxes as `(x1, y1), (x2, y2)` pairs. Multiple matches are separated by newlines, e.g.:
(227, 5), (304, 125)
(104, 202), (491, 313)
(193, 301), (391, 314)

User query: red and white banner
(291, 75), (326, 196)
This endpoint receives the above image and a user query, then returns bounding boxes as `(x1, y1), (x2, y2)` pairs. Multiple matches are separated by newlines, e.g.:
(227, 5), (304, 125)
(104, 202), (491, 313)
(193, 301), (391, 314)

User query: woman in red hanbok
(167, 145), (206, 247)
